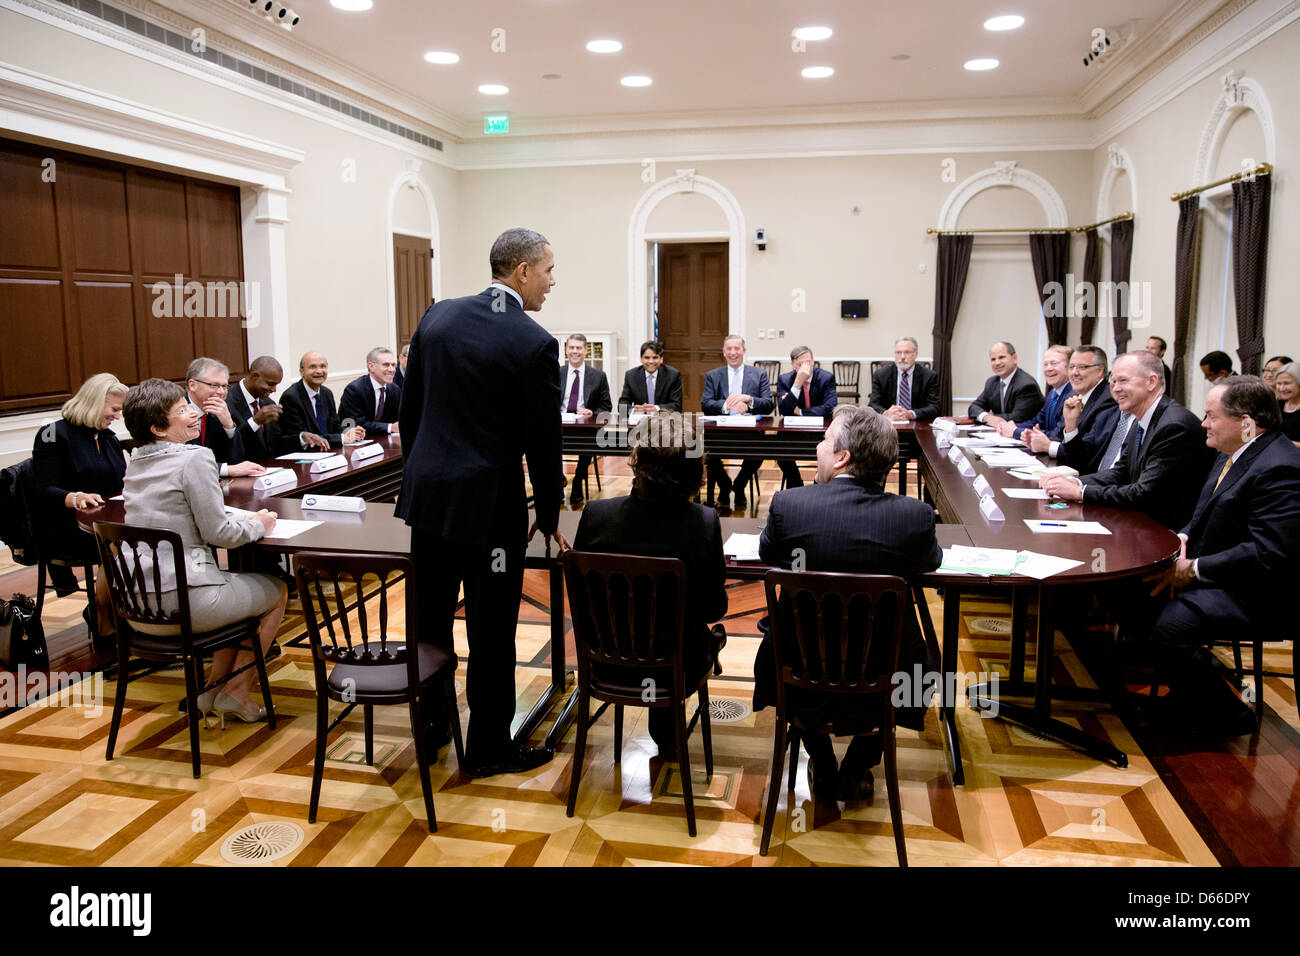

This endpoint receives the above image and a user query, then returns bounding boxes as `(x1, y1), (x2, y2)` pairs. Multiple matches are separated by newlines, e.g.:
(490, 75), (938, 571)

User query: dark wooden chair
(833, 360), (860, 405)
(294, 551), (463, 833)
(562, 550), (718, 836)
(563, 454), (602, 498)
(1218, 632), (1297, 724)
(754, 359), (781, 398)
(759, 568), (910, 864)
(93, 521), (276, 779)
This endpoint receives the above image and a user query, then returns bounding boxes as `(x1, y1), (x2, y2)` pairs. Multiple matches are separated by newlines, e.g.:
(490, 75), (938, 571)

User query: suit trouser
(777, 460), (805, 488)
(707, 457), (764, 498)
(1151, 587), (1254, 721)
(571, 454), (594, 497)
(412, 526), (526, 761)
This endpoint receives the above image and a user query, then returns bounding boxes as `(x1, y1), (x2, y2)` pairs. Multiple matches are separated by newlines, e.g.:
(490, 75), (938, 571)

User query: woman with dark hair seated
(573, 413), (726, 758)
(120, 378), (288, 724)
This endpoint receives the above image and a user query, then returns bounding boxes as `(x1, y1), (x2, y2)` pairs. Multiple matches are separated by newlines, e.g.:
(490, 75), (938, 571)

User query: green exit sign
(484, 114), (510, 135)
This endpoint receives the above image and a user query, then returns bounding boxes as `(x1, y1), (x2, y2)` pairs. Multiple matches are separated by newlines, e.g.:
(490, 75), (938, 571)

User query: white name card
(972, 475), (993, 499)
(979, 496), (1005, 522)
(957, 457), (976, 478)
(301, 494), (366, 513)
(560, 412), (578, 424)
(254, 469), (296, 491)
(947, 445), (964, 463)
(717, 415), (758, 427)
(351, 443), (383, 462)
(782, 416), (825, 428)
(932, 418), (959, 436)
(309, 454), (349, 473)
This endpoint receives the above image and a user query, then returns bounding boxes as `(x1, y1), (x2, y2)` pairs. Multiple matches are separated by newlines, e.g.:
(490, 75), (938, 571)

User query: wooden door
(656, 242), (728, 412)
(393, 233), (432, 347)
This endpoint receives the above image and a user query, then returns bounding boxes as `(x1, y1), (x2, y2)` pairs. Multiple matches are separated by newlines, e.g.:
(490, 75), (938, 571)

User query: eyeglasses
(1067, 364), (1101, 371)
(193, 380), (230, 391)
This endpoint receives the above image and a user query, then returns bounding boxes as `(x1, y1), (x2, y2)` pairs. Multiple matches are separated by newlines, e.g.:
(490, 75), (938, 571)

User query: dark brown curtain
(1171, 197), (1201, 403)
(1109, 218), (1134, 355)
(1030, 232), (1070, 345)
(1080, 228), (1099, 345)
(1231, 173), (1271, 375)
(932, 234), (973, 417)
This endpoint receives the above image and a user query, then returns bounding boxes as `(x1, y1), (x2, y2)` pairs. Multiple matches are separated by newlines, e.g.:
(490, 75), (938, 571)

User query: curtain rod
(1170, 162), (1271, 201)
(925, 212), (1133, 236)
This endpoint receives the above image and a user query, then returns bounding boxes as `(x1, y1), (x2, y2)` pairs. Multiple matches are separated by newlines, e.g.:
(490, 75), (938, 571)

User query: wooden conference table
(83, 418), (1179, 775)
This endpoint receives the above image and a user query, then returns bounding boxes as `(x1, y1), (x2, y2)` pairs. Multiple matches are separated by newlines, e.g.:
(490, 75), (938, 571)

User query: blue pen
(1039, 522), (1068, 527)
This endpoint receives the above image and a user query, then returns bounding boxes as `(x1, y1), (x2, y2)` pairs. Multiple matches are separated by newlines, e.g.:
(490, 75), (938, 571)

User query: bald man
(228, 355), (288, 460)
(276, 350), (363, 452)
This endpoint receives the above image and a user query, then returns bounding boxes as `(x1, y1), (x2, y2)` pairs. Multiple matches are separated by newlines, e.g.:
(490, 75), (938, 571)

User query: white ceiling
(182, 0), (1193, 137)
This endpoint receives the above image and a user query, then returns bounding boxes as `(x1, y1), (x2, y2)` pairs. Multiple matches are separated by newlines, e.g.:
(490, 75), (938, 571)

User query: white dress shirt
(564, 363), (586, 410)
(369, 374), (396, 433)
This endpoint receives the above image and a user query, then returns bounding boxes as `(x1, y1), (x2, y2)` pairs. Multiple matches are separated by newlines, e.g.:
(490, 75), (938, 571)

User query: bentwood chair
(94, 521), (276, 779)
(294, 552), (463, 833)
(562, 550), (720, 836)
(759, 569), (910, 864)
(832, 361), (861, 405)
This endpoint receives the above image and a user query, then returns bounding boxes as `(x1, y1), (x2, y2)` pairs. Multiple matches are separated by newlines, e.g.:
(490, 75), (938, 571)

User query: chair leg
(408, 697), (437, 833)
(566, 688), (591, 818)
(697, 684), (713, 779)
(613, 703), (623, 762)
(34, 559), (48, 620)
(83, 562), (98, 645)
(446, 673), (466, 768)
(105, 634), (130, 761)
(251, 629), (276, 731)
(675, 697), (696, 837)
(593, 457), (602, 492)
(1232, 637), (1245, 685)
(364, 705), (374, 765)
(759, 718), (788, 856)
(184, 657), (202, 779)
(787, 727), (800, 790)
(1251, 638), (1264, 723)
(309, 688), (328, 824)
(883, 729), (907, 867)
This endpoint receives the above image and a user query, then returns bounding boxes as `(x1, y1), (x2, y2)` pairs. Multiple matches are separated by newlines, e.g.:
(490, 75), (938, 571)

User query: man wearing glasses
(185, 357), (265, 477)
(1023, 346), (1119, 473)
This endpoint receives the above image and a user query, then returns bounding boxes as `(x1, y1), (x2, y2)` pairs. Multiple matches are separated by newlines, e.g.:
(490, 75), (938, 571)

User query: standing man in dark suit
(618, 340), (682, 415)
(1025, 345), (1119, 473)
(227, 356), (285, 463)
(868, 336), (941, 422)
(185, 357), (263, 477)
(1199, 350), (1235, 385)
(1042, 350), (1214, 529)
(561, 333), (612, 505)
(394, 343), (409, 389)
(997, 345), (1073, 440)
(701, 334), (774, 512)
(968, 341), (1044, 426)
(397, 227), (566, 778)
(1144, 376), (1300, 736)
(756, 404), (941, 801)
(276, 351), (364, 452)
(1144, 336), (1173, 394)
(340, 347), (402, 437)
(775, 345), (837, 488)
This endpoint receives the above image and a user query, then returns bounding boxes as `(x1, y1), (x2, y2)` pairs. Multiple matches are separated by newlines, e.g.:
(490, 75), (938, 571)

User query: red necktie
(803, 381), (810, 409)
(252, 398), (260, 413)
(199, 414), (207, 445)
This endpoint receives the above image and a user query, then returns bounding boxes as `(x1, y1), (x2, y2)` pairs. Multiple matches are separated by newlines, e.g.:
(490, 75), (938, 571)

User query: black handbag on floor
(0, 593), (48, 669)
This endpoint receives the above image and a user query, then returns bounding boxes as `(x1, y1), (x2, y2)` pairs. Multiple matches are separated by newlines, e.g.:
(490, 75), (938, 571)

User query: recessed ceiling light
(793, 26), (832, 42)
(964, 58), (999, 71)
(329, 0), (372, 10)
(801, 66), (834, 79)
(423, 51), (459, 65)
(984, 15), (1025, 31)
(620, 75), (652, 87)
(478, 84), (509, 95)
(586, 39), (623, 54)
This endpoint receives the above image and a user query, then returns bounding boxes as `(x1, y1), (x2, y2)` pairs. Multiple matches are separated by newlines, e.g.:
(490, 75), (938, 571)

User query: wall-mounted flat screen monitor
(841, 299), (870, 319)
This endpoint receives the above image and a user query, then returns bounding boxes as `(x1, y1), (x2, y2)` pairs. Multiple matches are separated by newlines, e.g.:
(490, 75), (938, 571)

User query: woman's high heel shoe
(211, 692), (268, 730)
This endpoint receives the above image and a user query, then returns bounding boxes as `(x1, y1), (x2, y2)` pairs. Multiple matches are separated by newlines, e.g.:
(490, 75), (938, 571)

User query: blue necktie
(313, 393), (328, 434)
(1045, 389), (1059, 428)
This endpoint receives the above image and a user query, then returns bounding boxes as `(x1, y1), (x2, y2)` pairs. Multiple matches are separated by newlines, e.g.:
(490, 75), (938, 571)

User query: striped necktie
(899, 370), (912, 412)
(1100, 412), (1132, 470)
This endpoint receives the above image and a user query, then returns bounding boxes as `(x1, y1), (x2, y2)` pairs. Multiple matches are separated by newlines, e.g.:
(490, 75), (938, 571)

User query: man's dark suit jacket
(30, 419), (126, 560)
(560, 365), (612, 414)
(1012, 383), (1074, 440)
(397, 288), (562, 544)
(701, 365), (774, 415)
(339, 375), (402, 436)
(1175, 429), (1300, 633)
(868, 363), (941, 421)
(187, 404), (245, 466)
(574, 495), (727, 674)
(968, 367), (1043, 422)
(754, 476), (942, 733)
(1054, 380), (1119, 474)
(776, 367), (838, 417)
(277, 380), (345, 450)
(1162, 361), (1173, 395)
(618, 364), (683, 414)
(394, 366), (405, 390)
(226, 384), (278, 462)
(1081, 394), (1214, 530)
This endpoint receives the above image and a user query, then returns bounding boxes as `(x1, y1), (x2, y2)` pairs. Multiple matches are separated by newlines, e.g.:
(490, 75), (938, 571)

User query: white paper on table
(1007, 469), (1044, 481)
(343, 440), (371, 447)
(627, 412), (649, 425)
(263, 519), (323, 540)
(716, 415), (758, 427)
(959, 436), (1023, 449)
(275, 452), (335, 461)
(1013, 551), (1085, 579)
(723, 533), (762, 561)
(1001, 487), (1049, 499)
(940, 545), (1019, 575)
(1023, 519), (1111, 535)
(981, 453), (1041, 469)
(110, 494), (124, 501)
(782, 416), (825, 428)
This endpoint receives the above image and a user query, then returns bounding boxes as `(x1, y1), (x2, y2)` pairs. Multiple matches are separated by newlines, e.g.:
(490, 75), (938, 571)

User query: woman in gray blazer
(121, 379), (287, 725)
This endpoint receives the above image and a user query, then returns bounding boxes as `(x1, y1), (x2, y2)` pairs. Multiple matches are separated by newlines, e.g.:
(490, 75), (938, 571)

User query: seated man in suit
(618, 340), (682, 415)
(1024, 345), (1120, 473)
(561, 333), (613, 505)
(1199, 350), (1235, 385)
(701, 334), (774, 512)
(775, 345), (837, 487)
(868, 336), (940, 423)
(996, 345), (1072, 440)
(1145, 336), (1174, 394)
(227, 355), (285, 462)
(1143, 375), (1300, 736)
(276, 351), (365, 452)
(185, 357), (263, 478)
(340, 346), (402, 437)
(756, 404), (941, 801)
(1041, 351), (1214, 530)
(394, 343), (409, 389)
(968, 341), (1044, 426)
